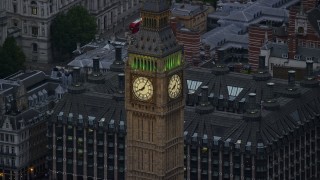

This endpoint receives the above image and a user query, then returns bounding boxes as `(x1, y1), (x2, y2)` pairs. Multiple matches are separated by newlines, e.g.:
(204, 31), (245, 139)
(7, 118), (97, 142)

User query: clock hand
(171, 83), (176, 91)
(138, 85), (145, 92)
(138, 81), (148, 92)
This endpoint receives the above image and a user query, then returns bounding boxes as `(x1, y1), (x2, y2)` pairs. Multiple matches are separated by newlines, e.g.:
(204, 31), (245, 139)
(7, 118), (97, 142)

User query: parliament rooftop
(47, 48), (320, 180)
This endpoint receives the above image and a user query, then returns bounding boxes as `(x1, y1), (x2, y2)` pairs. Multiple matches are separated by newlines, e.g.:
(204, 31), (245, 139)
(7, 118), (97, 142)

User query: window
(282, 53), (288, 58)
(297, 27), (304, 34)
(6, 123), (9, 129)
(13, 4), (17, 13)
(31, 27), (38, 36)
(306, 57), (313, 61)
(32, 43), (38, 52)
(294, 55), (301, 60)
(310, 42), (315, 48)
(41, 27), (45, 36)
(31, 1), (37, 15)
(10, 135), (14, 142)
(11, 158), (15, 166)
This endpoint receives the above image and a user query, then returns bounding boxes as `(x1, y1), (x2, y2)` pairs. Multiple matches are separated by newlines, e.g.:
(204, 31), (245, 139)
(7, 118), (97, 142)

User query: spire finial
(299, 3), (304, 15)
(264, 31), (268, 44)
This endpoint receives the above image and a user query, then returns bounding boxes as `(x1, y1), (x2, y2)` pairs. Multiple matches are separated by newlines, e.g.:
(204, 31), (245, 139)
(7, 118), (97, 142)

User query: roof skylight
(227, 85), (243, 97)
(187, 80), (202, 92)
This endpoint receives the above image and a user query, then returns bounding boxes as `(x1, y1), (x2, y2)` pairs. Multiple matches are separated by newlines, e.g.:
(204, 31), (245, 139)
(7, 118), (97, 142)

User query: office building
(1, 0), (141, 63)
(0, 70), (61, 180)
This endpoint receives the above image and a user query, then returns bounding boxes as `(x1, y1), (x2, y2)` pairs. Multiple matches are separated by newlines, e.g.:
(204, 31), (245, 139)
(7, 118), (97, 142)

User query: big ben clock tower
(125, 0), (184, 179)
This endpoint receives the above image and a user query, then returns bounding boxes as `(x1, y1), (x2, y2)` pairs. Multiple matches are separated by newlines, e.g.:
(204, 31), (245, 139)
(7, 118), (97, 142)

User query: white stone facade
(1, 0), (141, 63)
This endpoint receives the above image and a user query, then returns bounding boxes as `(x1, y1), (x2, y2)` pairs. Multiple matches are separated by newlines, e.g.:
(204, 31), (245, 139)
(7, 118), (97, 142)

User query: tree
(0, 37), (26, 78)
(51, 6), (97, 62)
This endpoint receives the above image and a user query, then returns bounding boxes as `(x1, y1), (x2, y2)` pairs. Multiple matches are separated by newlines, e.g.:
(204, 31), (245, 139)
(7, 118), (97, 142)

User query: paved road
(102, 13), (140, 39)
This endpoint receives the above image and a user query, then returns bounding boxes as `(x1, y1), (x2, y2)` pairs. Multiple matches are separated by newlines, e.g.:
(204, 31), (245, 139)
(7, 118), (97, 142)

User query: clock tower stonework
(125, 0), (184, 179)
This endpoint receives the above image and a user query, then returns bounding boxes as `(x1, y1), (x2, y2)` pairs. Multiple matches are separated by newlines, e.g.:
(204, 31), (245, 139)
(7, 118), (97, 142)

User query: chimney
(258, 56), (266, 70)
(300, 60), (319, 88)
(72, 67), (81, 86)
(118, 73), (125, 93)
(306, 60), (313, 77)
(196, 86), (214, 114)
(200, 86), (209, 106)
(288, 70), (296, 87)
(265, 82), (275, 100)
(187, 90), (196, 106)
(115, 46), (122, 62)
(92, 56), (100, 74)
(248, 93), (256, 110)
(110, 46), (125, 72)
(262, 82), (280, 110)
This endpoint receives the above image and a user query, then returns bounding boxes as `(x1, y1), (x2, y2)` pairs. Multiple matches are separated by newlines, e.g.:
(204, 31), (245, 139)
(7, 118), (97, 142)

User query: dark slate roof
(182, 67), (320, 152)
(128, 27), (181, 58)
(171, 3), (206, 17)
(5, 71), (48, 90)
(51, 64), (320, 153)
(307, 7), (320, 36)
(51, 71), (125, 131)
(142, 0), (170, 12)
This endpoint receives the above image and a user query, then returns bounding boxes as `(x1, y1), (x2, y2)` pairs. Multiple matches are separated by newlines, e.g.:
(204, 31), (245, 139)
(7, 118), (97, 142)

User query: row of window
(0, 157), (15, 167)
(0, 145), (15, 154)
(0, 133), (14, 142)
(298, 40), (320, 49)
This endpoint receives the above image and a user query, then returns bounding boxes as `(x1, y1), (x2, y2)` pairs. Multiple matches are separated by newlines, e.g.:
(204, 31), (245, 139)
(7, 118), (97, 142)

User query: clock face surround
(168, 74), (182, 99)
(133, 77), (153, 101)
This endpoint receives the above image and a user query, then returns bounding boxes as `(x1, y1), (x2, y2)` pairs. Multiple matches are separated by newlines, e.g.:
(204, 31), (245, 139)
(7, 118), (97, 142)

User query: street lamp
(28, 166), (34, 180)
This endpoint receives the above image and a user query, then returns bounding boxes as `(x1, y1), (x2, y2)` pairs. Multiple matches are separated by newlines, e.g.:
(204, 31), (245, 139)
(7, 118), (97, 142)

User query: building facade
(1, 0), (141, 63)
(0, 70), (61, 180)
(171, 3), (208, 34)
(125, 0), (185, 179)
(0, 2), (7, 45)
(48, 47), (126, 180)
(259, 1), (320, 78)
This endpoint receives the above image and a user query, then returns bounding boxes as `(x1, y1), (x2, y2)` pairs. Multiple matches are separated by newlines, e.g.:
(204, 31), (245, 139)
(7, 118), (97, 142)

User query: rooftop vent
(88, 56), (105, 84)
(186, 90), (196, 106)
(300, 60), (319, 88)
(262, 82), (280, 110)
(243, 93), (261, 121)
(113, 73), (125, 101)
(67, 67), (86, 94)
(195, 86), (214, 114)
(110, 46), (124, 72)
(92, 56), (100, 75)
(282, 70), (300, 98)
(253, 56), (271, 81)
(72, 67), (81, 86)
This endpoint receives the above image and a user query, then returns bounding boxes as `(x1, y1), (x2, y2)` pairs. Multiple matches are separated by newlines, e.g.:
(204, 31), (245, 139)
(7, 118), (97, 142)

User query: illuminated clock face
(168, 74), (182, 99)
(133, 77), (153, 101)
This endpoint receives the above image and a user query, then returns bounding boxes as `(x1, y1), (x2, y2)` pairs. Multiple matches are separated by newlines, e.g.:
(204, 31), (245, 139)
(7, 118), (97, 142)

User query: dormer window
(306, 57), (313, 61)
(31, 1), (37, 15)
(294, 55), (301, 60)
